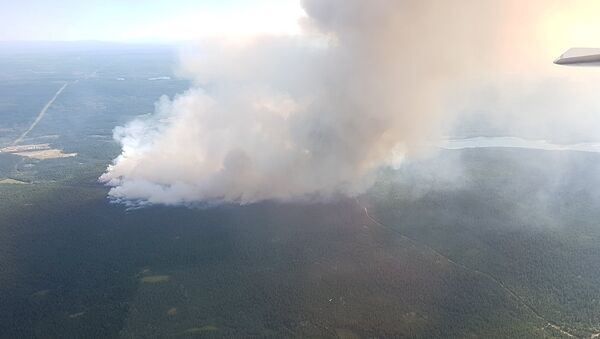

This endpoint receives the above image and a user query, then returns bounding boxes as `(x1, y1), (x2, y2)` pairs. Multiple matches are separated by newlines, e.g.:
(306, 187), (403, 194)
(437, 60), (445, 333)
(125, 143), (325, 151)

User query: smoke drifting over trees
(101, 0), (600, 205)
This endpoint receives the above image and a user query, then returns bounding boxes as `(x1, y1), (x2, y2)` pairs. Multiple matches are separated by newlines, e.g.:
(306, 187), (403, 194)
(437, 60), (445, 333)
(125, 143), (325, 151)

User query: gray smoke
(100, 0), (600, 205)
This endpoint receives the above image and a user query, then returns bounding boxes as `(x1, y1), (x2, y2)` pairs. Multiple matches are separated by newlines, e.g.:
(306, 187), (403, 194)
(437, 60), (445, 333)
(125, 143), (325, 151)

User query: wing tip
(554, 48), (600, 65)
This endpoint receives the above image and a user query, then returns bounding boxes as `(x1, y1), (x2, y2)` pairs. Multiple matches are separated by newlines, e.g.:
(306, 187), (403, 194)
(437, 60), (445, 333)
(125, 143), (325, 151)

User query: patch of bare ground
(0, 179), (28, 185)
(1, 144), (76, 160)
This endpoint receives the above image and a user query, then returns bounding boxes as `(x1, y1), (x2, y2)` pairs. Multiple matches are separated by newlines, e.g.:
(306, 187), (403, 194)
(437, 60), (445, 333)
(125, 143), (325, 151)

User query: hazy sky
(1, 0), (304, 41)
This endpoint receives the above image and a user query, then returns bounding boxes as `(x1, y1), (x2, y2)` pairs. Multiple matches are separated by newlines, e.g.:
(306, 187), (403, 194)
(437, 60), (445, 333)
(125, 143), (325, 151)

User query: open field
(1, 143), (77, 160)
(0, 178), (27, 185)
(13, 149), (77, 160)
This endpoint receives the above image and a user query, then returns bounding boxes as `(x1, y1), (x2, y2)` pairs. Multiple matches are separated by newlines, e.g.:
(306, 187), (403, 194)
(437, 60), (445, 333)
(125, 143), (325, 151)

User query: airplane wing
(554, 48), (600, 65)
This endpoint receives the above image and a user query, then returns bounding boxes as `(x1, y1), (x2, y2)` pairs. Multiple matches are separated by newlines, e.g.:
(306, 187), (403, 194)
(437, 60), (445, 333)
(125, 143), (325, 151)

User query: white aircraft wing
(555, 48), (600, 65)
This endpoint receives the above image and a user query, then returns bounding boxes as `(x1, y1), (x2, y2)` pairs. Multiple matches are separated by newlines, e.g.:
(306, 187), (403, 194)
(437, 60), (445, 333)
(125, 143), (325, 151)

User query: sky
(4, 0), (600, 49)
(0, 0), (304, 41)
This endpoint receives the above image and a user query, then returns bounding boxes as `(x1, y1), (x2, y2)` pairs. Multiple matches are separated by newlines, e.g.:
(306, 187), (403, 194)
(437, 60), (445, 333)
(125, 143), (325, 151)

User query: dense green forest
(367, 148), (600, 338)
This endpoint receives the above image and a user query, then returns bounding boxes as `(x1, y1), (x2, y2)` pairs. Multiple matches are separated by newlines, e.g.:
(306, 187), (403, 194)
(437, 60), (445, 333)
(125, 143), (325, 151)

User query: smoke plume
(100, 0), (599, 205)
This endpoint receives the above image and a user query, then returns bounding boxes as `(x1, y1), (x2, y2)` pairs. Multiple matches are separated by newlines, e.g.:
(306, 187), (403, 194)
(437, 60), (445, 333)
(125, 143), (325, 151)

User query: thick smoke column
(100, 0), (555, 205)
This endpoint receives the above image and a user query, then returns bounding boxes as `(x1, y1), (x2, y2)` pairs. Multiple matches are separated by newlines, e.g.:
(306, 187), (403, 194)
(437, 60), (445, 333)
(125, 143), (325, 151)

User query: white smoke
(100, 0), (600, 205)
